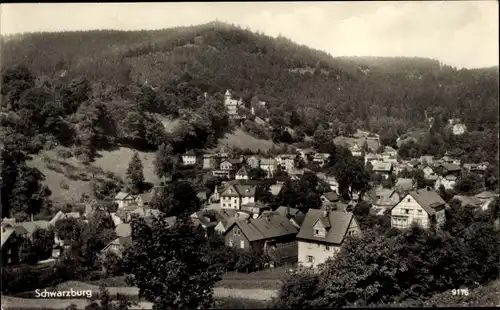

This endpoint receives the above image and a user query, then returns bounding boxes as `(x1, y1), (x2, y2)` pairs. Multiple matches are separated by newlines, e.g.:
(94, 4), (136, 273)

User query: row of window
(307, 243), (331, 251)
(228, 239), (245, 249)
(400, 207), (423, 214)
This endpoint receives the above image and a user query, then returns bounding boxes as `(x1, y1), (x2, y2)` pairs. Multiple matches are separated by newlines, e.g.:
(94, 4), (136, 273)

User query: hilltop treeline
(1, 22), (498, 140)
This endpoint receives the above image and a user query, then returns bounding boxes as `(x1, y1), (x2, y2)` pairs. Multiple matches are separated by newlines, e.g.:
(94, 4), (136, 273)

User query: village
(2, 109), (497, 271)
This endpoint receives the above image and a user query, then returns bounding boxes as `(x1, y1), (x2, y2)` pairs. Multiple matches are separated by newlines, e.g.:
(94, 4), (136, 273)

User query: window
(418, 210), (422, 214)
(325, 245), (330, 251)
(234, 228), (241, 236)
(240, 240), (245, 249)
(314, 229), (319, 235)
(404, 209), (409, 214)
(306, 255), (315, 263)
(407, 198), (411, 202)
(229, 239), (234, 247)
(223, 203), (226, 207)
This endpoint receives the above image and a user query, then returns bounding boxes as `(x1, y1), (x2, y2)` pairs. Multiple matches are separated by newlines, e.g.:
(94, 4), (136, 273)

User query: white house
(260, 158), (278, 178)
(220, 184), (256, 210)
(390, 188), (447, 230)
(434, 175), (457, 191)
(297, 210), (361, 268)
(312, 153), (330, 167)
(235, 166), (249, 180)
(113, 192), (136, 209)
(372, 162), (393, 180)
(224, 90), (243, 119)
(350, 144), (362, 157)
(276, 154), (296, 171)
(182, 150), (197, 166)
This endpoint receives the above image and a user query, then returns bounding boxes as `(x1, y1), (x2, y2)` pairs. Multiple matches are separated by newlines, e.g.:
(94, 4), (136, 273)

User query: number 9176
(452, 288), (469, 296)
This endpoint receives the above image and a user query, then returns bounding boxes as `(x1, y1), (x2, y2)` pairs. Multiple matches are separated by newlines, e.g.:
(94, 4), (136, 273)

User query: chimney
(426, 186), (431, 191)
(322, 210), (328, 218)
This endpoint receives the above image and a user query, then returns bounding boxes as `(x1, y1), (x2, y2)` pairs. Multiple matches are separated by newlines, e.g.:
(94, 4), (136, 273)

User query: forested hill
(1, 21), (498, 140)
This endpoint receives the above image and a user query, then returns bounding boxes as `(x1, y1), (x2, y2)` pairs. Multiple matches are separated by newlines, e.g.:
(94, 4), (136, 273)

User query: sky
(1, 1), (498, 69)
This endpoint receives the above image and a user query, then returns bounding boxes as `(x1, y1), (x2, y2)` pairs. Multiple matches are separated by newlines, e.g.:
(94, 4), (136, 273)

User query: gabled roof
(395, 178), (414, 192)
(275, 206), (302, 218)
(297, 210), (354, 245)
(115, 223), (132, 238)
(221, 184), (256, 198)
(392, 188), (446, 215)
(50, 210), (81, 226)
(14, 220), (50, 238)
(184, 150), (196, 156)
(269, 184), (283, 196)
(372, 162), (392, 172)
(224, 213), (298, 242)
(114, 192), (133, 200)
(236, 166), (249, 176)
(1, 227), (14, 248)
(322, 191), (339, 202)
(451, 195), (482, 207)
(475, 190), (498, 199)
(101, 236), (132, 253)
(260, 158), (277, 165)
(440, 163), (461, 173)
(228, 158), (244, 165)
(138, 192), (154, 204)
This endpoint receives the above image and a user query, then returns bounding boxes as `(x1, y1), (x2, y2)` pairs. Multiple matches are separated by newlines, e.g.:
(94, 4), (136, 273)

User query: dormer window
(314, 228), (326, 237)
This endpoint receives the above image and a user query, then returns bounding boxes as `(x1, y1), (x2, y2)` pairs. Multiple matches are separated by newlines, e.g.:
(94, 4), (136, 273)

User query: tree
(154, 143), (177, 180)
(83, 286), (132, 310)
(123, 215), (223, 310)
(454, 173), (484, 195)
(31, 228), (55, 261)
(312, 125), (330, 150)
(125, 152), (144, 195)
(150, 181), (200, 217)
(271, 271), (323, 309)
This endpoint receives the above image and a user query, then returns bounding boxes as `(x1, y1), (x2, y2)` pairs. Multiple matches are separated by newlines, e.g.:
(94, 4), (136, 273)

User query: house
(260, 158), (278, 178)
(224, 90), (243, 118)
(447, 119), (467, 135)
(372, 162), (393, 179)
(114, 192), (136, 209)
(321, 192), (340, 207)
(365, 153), (382, 166)
(269, 183), (283, 197)
(203, 154), (219, 170)
(422, 165), (439, 181)
(130, 207), (161, 219)
(275, 206), (306, 228)
(235, 166), (249, 180)
(246, 156), (260, 169)
(312, 153), (330, 167)
(49, 211), (80, 226)
(241, 202), (271, 219)
(276, 154), (296, 171)
(297, 210), (361, 268)
(135, 192), (154, 207)
(419, 156), (434, 165)
(434, 175), (457, 191)
(213, 209), (248, 234)
(297, 148), (315, 162)
(390, 187), (447, 230)
(383, 146), (397, 157)
(182, 150), (197, 166)
(438, 163), (462, 176)
(350, 144), (362, 157)
(115, 223), (132, 238)
(223, 212), (299, 264)
(220, 158), (244, 172)
(395, 178), (415, 194)
(212, 170), (232, 179)
(100, 236), (132, 258)
(317, 173), (340, 194)
(220, 184), (257, 210)
(190, 210), (219, 236)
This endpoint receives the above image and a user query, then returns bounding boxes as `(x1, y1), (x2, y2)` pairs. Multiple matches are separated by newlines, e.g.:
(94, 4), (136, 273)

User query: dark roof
(392, 188), (446, 215)
(228, 158), (244, 165)
(275, 206), (301, 217)
(440, 163), (461, 173)
(322, 191), (339, 202)
(224, 213), (298, 242)
(297, 210), (354, 245)
(395, 178), (414, 192)
(221, 184), (256, 198)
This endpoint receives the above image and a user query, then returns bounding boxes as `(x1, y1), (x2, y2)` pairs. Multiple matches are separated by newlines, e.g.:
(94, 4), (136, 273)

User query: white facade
(298, 219), (360, 268)
(391, 194), (445, 229)
(434, 176), (456, 191)
(452, 124), (467, 135)
(182, 155), (197, 166)
(276, 155), (295, 171)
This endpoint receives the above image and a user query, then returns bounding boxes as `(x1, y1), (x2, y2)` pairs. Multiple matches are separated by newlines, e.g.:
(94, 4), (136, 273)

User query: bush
(55, 146), (73, 159)
(60, 180), (70, 190)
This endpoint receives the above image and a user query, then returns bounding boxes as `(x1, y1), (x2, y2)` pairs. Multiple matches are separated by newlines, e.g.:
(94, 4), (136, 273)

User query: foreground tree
(154, 142), (177, 180)
(123, 214), (223, 309)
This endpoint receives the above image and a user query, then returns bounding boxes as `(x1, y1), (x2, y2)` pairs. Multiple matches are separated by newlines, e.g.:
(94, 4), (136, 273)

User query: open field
(26, 147), (159, 204)
(218, 128), (277, 152)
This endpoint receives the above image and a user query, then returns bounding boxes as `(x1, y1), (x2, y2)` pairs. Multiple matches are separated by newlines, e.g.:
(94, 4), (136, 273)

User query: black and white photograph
(0, 1), (499, 309)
